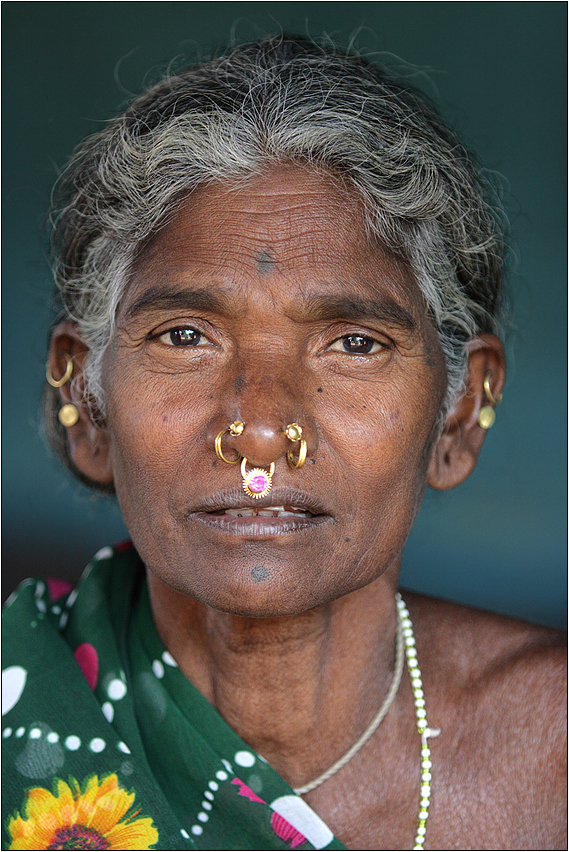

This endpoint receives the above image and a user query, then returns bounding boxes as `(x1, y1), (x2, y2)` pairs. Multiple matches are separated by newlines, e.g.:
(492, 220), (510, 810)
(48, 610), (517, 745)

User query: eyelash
(328, 334), (386, 356)
(151, 327), (386, 357)
(153, 327), (210, 347)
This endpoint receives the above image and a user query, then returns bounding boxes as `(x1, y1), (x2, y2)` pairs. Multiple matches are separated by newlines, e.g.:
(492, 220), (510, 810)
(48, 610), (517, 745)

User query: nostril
(211, 415), (317, 469)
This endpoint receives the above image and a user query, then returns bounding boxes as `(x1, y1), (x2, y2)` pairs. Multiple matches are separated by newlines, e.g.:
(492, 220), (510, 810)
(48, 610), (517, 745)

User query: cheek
(330, 386), (438, 527)
(104, 378), (207, 503)
(331, 381), (435, 464)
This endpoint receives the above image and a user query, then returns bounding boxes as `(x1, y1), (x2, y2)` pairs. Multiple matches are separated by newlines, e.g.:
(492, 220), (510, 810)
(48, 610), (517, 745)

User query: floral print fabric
(2, 545), (345, 851)
(8, 774), (158, 850)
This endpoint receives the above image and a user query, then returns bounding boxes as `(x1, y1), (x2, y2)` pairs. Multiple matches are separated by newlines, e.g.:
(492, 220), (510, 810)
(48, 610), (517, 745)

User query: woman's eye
(329, 334), (383, 355)
(158, 327), (208, 347)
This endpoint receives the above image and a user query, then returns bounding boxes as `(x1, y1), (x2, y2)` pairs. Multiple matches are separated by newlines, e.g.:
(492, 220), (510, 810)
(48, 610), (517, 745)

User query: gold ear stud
(478, 371), (503, 429)
(58, 404), (80, 427)
(47, 352), (80, 428)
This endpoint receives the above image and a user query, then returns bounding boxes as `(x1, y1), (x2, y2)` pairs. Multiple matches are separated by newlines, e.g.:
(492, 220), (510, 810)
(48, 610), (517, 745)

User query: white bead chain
(396, 594), (441, 850)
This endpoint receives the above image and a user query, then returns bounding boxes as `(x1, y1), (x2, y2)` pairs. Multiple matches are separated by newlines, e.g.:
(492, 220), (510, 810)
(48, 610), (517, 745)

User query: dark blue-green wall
(2, 2), (566, 626)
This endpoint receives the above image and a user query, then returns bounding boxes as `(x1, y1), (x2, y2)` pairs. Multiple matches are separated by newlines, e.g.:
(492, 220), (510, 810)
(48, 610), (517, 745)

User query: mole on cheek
(251, 565), (270, 582)
(235, 375), (245, 392)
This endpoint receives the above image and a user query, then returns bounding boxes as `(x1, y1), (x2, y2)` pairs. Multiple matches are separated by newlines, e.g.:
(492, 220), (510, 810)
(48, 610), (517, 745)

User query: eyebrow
(122, 285), (231, 322)
(301, 293), (416, 331)
(121, 283), (416, 332)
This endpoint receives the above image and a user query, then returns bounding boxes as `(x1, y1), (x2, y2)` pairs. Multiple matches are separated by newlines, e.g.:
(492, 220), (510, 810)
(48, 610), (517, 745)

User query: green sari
(2, 544), (347, 851)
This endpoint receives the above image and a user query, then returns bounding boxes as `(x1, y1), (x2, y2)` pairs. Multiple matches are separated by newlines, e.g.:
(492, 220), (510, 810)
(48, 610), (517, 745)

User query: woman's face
(100, 165), (447, 616)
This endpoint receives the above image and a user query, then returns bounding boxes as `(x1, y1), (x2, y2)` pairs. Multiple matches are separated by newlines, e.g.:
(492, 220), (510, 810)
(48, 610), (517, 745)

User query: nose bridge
(237, 363), (294, 415)
(212, 351), (315, 469)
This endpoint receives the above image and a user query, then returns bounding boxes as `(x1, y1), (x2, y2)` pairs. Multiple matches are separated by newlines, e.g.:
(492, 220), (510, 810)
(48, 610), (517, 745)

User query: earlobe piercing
(215, 421), (245, 464)
(284, 423), (307, 469)
(58, 404), (80, 427)
(478, 371), (503, 429)
(46, 352), (80, 428)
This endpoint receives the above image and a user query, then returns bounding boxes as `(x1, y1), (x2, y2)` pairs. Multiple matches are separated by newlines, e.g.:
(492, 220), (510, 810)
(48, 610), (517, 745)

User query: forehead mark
(256, 250), (273, 275)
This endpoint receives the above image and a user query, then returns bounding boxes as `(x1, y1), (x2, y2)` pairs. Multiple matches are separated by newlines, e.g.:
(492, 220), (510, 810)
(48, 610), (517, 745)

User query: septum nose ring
(214, 420), (308, 498)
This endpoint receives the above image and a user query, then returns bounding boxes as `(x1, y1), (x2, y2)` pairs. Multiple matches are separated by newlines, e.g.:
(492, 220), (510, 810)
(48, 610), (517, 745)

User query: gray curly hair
(46, 34), (505, 490)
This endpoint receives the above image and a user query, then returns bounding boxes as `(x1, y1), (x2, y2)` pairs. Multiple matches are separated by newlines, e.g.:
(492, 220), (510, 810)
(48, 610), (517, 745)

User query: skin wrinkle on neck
(193, 575), (400, 752)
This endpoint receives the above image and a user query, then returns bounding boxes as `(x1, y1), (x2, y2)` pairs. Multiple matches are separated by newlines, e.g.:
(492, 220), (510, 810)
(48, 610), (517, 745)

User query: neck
(147, 568), (401, 789)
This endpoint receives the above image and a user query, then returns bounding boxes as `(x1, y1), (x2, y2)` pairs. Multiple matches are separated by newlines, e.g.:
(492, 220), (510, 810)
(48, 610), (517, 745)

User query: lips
(223, 506), (312, 518)
(186, 487), (333, 536)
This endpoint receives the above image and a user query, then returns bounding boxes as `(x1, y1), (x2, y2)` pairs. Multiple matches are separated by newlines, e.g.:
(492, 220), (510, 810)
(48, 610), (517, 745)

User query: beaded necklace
(396, 593), (440, 850)
(293, 594), (439, 850)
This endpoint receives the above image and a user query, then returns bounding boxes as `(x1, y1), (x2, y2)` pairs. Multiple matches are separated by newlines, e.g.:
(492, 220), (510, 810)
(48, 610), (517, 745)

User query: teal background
(2, 2), (566, 626)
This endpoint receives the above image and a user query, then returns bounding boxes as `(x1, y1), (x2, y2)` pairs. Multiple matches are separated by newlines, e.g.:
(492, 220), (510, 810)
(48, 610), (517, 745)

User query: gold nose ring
(215, 421), (245, 464)
(284, 423), (307, 469)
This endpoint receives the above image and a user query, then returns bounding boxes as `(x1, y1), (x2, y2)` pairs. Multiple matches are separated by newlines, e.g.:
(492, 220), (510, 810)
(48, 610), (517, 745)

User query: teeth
(223, 505), (311, 518)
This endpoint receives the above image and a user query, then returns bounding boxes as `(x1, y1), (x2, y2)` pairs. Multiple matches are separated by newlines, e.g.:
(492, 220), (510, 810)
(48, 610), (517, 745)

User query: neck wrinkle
(148, 568), (401, 789)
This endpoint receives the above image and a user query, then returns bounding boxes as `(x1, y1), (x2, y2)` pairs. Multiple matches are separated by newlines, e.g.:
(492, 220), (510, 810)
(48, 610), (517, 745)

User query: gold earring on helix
(46, 352), (80, 427)
(477, 370), (503, 430)
(214, 420), (307, 499)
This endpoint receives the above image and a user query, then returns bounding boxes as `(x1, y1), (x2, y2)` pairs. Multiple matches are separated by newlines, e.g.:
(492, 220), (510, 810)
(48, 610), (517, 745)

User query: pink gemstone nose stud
(241, 458), (275, 499)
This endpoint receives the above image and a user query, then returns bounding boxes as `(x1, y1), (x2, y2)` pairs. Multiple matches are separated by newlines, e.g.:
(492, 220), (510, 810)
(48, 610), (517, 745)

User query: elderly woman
(2, 35), (565, 852)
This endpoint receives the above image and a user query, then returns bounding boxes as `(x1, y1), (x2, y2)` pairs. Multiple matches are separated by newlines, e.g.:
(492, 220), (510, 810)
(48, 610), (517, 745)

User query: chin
(155, 556), (346, 619)
(205, 579), (326, 620)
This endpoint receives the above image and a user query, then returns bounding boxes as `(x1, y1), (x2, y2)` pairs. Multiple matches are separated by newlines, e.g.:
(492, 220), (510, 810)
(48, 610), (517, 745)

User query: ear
(427, 334), (505, 491)
(48, 321), (114, 486)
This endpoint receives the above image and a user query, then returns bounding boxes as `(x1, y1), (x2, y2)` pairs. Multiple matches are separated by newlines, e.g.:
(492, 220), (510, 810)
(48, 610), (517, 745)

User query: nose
(208, 371), (317, 469)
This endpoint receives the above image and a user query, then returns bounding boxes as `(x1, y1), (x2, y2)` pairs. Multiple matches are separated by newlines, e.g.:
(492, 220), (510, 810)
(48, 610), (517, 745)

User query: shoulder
(404, 592), (567, 848)
(405, 590), (565, 728)
(405, 590), (565, 668)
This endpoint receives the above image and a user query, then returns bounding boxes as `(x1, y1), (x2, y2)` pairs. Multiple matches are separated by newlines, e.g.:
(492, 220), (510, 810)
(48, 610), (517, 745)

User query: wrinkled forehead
(124, 164), (429, 325)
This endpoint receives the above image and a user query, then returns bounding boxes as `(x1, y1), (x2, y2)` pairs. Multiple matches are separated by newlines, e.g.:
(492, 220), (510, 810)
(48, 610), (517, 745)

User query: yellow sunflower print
(7, 773), (159, 850)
